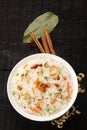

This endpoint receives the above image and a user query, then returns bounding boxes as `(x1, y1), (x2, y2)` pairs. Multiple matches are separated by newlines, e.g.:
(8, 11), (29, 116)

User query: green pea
(12, 90), (16, 96)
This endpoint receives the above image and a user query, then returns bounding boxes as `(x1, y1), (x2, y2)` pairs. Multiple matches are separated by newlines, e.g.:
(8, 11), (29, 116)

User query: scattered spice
(51, 73), (86, 128)
(54, 83), (59, 87)
(51, 105), (81, 128)
(57, 75), (60, 80)
(78, 73), (85, 94)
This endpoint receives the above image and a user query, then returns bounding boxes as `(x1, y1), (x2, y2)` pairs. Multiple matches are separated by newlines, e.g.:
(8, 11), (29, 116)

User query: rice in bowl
(7, 54), (78, 121)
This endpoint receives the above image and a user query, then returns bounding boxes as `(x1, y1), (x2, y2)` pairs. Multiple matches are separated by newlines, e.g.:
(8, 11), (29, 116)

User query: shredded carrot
(36, 100), (43, 105)
(23, 64), (28, 69)
(65, 82), (71, 99)
(65, 93), (70, 99)
(50, 73), (57, 76)
(29, 106), (39, 113)
(47, 83), (51, 88)
(36, 105), (42, 111)
(21, 92), (27, 96)
(50, 98), (56, 104)
(32, 87), (36, 96)
(62, 75), (67, 80)
(66, 82), (70, 93)
(34, 78), (39, 84)
(52, 65), (59, 69)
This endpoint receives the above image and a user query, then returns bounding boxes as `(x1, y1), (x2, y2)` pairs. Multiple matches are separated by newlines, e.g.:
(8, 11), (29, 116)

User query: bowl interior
(7, 53), (78, 121)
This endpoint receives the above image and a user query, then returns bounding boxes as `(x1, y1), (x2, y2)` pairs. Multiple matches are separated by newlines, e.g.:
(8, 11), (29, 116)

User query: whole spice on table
(23, 12), (59, 43)
(51, 73), (86, 128)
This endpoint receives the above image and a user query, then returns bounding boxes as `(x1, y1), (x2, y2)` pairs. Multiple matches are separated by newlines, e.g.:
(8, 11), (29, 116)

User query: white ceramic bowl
(7, 53), (78, 121)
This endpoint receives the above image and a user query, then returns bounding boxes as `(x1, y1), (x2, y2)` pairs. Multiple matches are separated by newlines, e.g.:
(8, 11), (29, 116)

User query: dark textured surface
(0, 0), (87, 130)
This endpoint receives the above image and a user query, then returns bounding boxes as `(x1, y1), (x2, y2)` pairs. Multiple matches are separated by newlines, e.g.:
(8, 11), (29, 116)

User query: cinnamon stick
(44, 29), (56, 55)
(41, 35), (50, 53)
(29, 32), (45, 53)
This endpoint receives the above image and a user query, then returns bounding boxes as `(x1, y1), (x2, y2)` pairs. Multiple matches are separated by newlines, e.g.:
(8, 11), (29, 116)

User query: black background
(0, 0), (87, 130)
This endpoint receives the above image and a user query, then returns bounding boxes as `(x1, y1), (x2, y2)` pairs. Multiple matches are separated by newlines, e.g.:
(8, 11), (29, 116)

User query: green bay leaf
(23, 12), (59, 43)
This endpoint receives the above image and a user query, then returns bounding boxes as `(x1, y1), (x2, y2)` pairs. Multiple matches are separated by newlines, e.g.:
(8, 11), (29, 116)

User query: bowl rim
(7, 53), (78, 121)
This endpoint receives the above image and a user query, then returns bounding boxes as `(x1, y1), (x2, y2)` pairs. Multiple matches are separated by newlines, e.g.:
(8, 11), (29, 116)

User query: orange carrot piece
(47, 83), (51, 88)
(62, 75), (67, 80)
(34, 78), (39, 84)
(36, 100), (43, 105)
(23, 64), (28, 69)
(65, 82), (71, 99)
(29, 106), (39, 113)
(52, 65), (59, 69)
(50, 98), (56, 104)
(66, 82), (70, 93)
(65, 93), (70, 99)
(32, 87), (36, 96)
(50, 73), (57, 76)
(36, 105), (42, 111)
(21, 92), (27, 96)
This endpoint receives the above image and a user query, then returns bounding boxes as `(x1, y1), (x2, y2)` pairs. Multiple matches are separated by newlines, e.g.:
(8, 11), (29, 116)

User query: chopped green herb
(58, 69), (61, 74)
(53, 105), (56, 109)
(58, 88), (62, 91)
(44, 76), (48, 80)
(61, 95), (64, 99)
(53, 77), (57, 80)
(15, 73), (19, 76)
(40, 68), (44, 73)
(23, 97), (27, 100)
(45, 108), (50, 112)
(48, 92), (52, 96)
(38, 99), (42, 101)
(26, 69), (30, 73)
(12, 90), (16, 96)
(28, 100), (32, 105)
(26, 80), (30, 84)
(21, 73), (24, 77)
